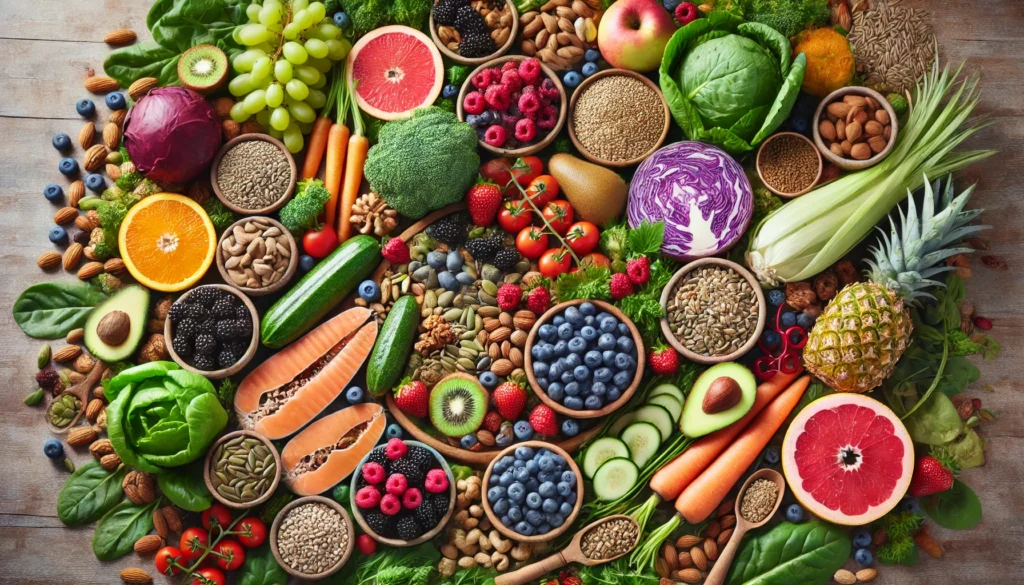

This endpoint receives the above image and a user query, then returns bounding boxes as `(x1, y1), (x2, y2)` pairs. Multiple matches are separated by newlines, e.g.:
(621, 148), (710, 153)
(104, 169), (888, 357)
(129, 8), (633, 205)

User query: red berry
(485, 84), (511, 111)
(496, 283), (522, 311)
(361, 461), (386, 484)
(402, 487), (423, 509)
(472, 69), (493, 90)
(424, 469), (450, 494)
(610, 272), (634, 300)
(354, 485), (382, 509)
(501, 69), (524, 92)
(528, 404), (558, 436)
(463, 91), (485, 115)
(394, 380), (429, 418)
(482, 411), (503, 433)
(381, 237), (410, 264)
(649, 346), (679, 376)
(385, 438), (407, 460)
(385, 473), (408, 496)
(501, 61), (518, 72)
(518, 58), (543, 85)
(356, 534), (376, 555)
(626, 257), (651, 285)
(908, 455), (954, 497)
(465, 180), (503, 226)
(518, 92), (541, 115)
(972, 398), (982, 409)
(493, 381), (528, 421)
(675, 1), (700, 25)
(537, 105), (558, 130)
(539, 78), (560, 100)
(484, 124), (508, 148)
(526, 286), (551, 314)
(514, 117), (537, 142)
(973, 316), (992, 330)
(379, 493), (402, 515)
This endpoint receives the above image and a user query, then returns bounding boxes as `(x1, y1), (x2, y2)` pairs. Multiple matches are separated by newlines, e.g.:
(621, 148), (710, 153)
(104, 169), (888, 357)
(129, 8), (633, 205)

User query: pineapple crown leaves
(865, 174), (989, 303)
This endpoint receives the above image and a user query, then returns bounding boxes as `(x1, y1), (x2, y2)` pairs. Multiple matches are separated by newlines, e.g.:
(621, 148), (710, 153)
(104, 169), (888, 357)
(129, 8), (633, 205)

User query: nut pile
(666, 266), (759, 357)
(581, 517), (639, 559)
(656, 499), (736, 583)
(818, 94), (893, 161)
(434, 0), (514, 58)
(350, 192), (398, 237)
(520, 0), (602, 70)
(220, 218), (292, 289)
(276, 502), (350, 576)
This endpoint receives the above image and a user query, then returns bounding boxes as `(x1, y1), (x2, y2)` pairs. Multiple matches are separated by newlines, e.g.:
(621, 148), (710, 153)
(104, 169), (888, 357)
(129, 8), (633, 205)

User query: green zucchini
(261, 235), (381, 348)
(366, 295), (420, 396)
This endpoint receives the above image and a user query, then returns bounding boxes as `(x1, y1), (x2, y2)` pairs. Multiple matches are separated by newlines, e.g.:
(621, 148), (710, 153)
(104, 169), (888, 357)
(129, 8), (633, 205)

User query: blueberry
(426, 251), (446, 269)
(595, 311), (610, 322)
(534, 359), (551, 378)
(85, 173), (105, 192)
(515, 446), (535, 460)
(515, 521), (536, 536)
(901, 498), (922, 515)
(552, 340), (568, 357)
(564, 396), (584, 410)
(785, 503), (804, 523)
(594, 367), (612, 383)
(105, 92), (127, 110)
(299, 254), (316, 272)
(582, 62), (599, 77)
(535, 343), (553, 362)
(537, 470), (556, 484)
(560, 470), (576, 485)
(357, 280), (381, 302)
(557, 322), (574, 340)
(508, 504), (523, 521)
(607, 388), (622, 402)
(538, 455), (557, 472)
(583, 350), (602, 368)
(579, 302), (596, 315)
(560, 371), (574, 384)
(613, 370), (632, 389)
(547, 513), (565, 527)
(789, 330), (804, 345)
(561, 419), (579, 437)
(507, 482), (525, 502)
(614, 353), (633, 370)
(52, 133), (72, 152)
(797, 312), (817, 330)
(58, 158), (79, 176)
(526, 492), (542, 509)
(43, 439), (64, 459)
(560, 501), (574, 516)
(663, 0), (682, 10)
(546, 382), (564, 401)
(514, 421), (534, 441)
(618, 323), (629, 336)
(564, 490), (577, 505)
(514, 467), (530, 483)
(466, 113), (482, 127)
(567, 337), (587, 354)
(49, 226), (68, 244)
(564, 306), (583, 325)
(75, 99), (96, 117)
(564, 353), (582, 368)
(591, 381), (607, 396)
(763, 446), (781, 465)
(760, 330), (781, 349)
(44, 184), (64, 203)
(602, 350), (617, 366)
(584, 48), (601, 62)
(563, 71), (582, 88)
(497, 455), (515, 471)
(584, 395), (603, 409)
(580, 326), (598, 341)
(616, 336), (635, 353)
(572, 365), (590, 381)
(499, 472), (514, 487)
(853, 530), (873, 548)
(437, 271), (458, 292)
(598, 333), (617, 351)
(495, 432), (512, 447)
(442, 84), (459, 99)
(767, 289), (786, 306)
(385, 423), (403, 440)
(781, 311), (797, 328)
(564, 381), (580, 396)
(553, 315), (565, 326)
(542, 497), (559, 513)
(333, 11), (351, 29)
(789, 115), (809, 134)
(599, 317), (618, 333)
(493, 497), (510, 515)
(535, 481), (555, 498)
(584, 315), (595, 326)
(345, 386), (364, 403)
(479, 110), (495, 124)
(525, 477), (540, 492)
(526, 459), (539, 474)
(855, 548), (873, 566)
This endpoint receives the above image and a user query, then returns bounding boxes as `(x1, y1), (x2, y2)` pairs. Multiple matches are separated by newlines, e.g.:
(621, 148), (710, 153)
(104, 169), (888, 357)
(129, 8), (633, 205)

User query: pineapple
(803, 175), (986, 392)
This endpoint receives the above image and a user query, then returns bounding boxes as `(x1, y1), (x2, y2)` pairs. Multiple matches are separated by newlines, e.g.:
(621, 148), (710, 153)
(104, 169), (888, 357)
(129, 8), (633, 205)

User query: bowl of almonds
(812, 86), (898, 171)
(430, 0), (519, 65)
(215, 216), (298, 296)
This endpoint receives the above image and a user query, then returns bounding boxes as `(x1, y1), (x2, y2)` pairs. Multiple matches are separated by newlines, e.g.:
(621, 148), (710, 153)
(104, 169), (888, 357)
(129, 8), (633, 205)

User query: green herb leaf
(553, 266), (612, 303)
(726, 521), (850, 585)
(57, 461), (127, 527)
(904, 392), (962, 446)
(92, 499), (159, 561)
(103, 42), (181, 87)
(13, 282), (107, 339)
(238, 545), (289, 585)
(626, 221), (665, 257)
(156, 462), (212, 512)
(577, 558), (659, 585)
(923, 479), (982, 530)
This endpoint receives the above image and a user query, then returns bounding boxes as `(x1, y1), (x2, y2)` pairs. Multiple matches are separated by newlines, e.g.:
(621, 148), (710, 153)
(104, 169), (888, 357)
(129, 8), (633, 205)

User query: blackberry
(225, 339), (250, 357)
(236, 317), (253, 339)
(464, 232), (503, 261)
(427, 492), (451, 520)
(169, 302), (189, 324)
(396, 514), (421, 540)
(36, 368), (61, 392)
(454, 5), (486, 34)
(406, 446), (435, 468)
(192, 352), (217, 371)
(194, 334), (217, 356)
(459, 32), (496, 58)
(493, 248), (521, 272)
(365, 447), (391, 475)
(218, 347), (241, 368)
(432, 0), (466, 26)
(413, 500), (439, 529)
(186, 303), (208, 321)
(198, 317), (217, 336)
(211, 297), (236, 318)
(215, 319), (242, 341)
(235, 305), (250, 320)
(174, 318), (198, 341)
(430, 217), (467, 247)
(189, 287), (220, 307)
(389, 457), (426, 485)
(172, 335), (194, 359)
(364, 510), (394, 538)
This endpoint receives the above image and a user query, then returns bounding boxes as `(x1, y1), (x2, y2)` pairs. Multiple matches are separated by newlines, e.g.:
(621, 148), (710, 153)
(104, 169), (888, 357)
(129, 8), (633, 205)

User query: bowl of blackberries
(165, 284), (259, 379)
(350, 439), (456, 546)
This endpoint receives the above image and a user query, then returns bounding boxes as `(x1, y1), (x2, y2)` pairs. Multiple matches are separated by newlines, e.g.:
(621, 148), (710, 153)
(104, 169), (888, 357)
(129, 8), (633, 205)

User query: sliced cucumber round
(648, 393), (682, 423)
(592, 457), (640, 502)
(649, 382), (684, 404)
(582, 437), (629, 480)
(620, 421), (662, 469)
(632, 404), (674, 443)
(607, 410), (637, 438)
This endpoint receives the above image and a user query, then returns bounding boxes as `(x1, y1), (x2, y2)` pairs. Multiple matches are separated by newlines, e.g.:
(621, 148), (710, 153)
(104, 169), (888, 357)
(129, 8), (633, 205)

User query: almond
(717, 527), (733, 547)
(37, 252), (62, 270)
(914, 532), (942, 558)
(75, 214), (98, 231)
(834, 569), (857, 585)
(513, 310), (536, 330)
(85, 76), (119, 94)
(499, 312), (514, 328)
(119, 567), (153, 584)
(677, 550), (692, 568)
(662, 542), (678, 570)
(856, 568), (878, 582)
(676, 534), (702, 548)
(68, 426), (98, 447)
(703, 537), (719, 561)
(100, 452), (122, 471)
(78, 261), (105, 280)
(489, 326), (512, 343)
(716, 500), (735, 517)
(103, 123), (122, 150)
(510, 329), (528, 347)
(509, 347), (524, 367)
(491, 358), (514, 377)
(53, 345), (82, 363)
(161, 506), (183, 533)
(706, 520), (721, 539)
(86, 398), (104, 422)
(66, 328), (85, 344)
(850, 143), (872, 160)
(134, 534), (164, 555)
(654, 557), (669, 579)
(63, 243), (84, 270)
(837, 2), (852, 31)
(104, 258), (126, 274)
(677, 568), (702, 584)
(819, 119), (838, 142)
(152, 507), (169, 539)
(54, 207), (78, 225)
(84, 144), (109, 172)
(106, 163), (122, 180)
(826, 101), (852, 119)
(689, 546), (707, 571)
(105, 29), (137, 45)
(110, 108), (127, 128)
(128, 77), (159, 101)
(89, 438), (115, 458)
(79, 122), (96, 149)
(68, 181), (85, 207)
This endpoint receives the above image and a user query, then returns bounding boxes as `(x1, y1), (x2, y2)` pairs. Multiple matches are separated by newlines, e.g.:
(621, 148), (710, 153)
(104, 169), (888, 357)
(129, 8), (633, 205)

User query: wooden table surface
(1, 1), (1021, 583)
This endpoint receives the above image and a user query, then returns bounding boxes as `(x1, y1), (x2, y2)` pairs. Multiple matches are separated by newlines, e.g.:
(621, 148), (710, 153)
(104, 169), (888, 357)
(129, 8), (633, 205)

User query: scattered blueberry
(785, 503), (804, 523)
(796, 312), (816, 330)
(345, 386), (364, 403)
(789, 330), (804, 345)
(105, 92), (127, 110)
(853, 529), (873, 548)
(479, 370), (498, 390)
(85, 173), (105, 193)
(426, 251), (446, 269)
(760, 329), (781, 350)
(581, 62), (599, 77)
(901, 498), (922, 515)
(44, 439), (64, 459)
(781, 311), (797, 328)
(44, 184), (64, 203)
(75, 99), (96, 117)
(358, 280), (381, 302)
(584, 49), (601, 62)
(385, 423), (403, 440)
(299, 254), (316, 272)
(563, 71), (582, 88)
(763, 446), (780, 465)
(767, 289), (786, 306)
(460, 434), (478, 449)
(789, 115), (809, 135)
(663, 0), (683, 10)
(561, 419), (579, 437)
(52, 133), (72, 152)
(333, 11), (351, 29)
(49, 226), (68, 245)
(442, 84), (459, 99)
(854, 548), (873, 566)
(58, 158), (79, 176)
(513, 420), (534, 441)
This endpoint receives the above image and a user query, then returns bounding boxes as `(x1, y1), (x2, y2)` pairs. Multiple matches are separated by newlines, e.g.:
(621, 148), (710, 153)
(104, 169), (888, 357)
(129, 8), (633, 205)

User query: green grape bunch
(230, 0), (352, 153)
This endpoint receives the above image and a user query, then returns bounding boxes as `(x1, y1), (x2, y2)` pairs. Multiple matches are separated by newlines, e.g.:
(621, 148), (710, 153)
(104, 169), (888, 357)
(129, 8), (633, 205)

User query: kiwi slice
(178, 45), (228, 94)
(429, 373), (488, 437)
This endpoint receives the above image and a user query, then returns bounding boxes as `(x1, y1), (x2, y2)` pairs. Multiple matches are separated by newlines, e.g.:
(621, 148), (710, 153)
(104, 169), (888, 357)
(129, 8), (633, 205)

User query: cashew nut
(474, 552), (493, 568)
(479, 517), (492, 531)
(478, 531), (492, 551)
(438, 558), (457, 577)
(456, 479), (468, 491)
(510, 542), (532, 561)
(457, 556), (477, 569)
(469, 504), (484, 518)
(490, 530), (512, 554)
(491, 551), (510, 572)
(465, 528), (483, 546)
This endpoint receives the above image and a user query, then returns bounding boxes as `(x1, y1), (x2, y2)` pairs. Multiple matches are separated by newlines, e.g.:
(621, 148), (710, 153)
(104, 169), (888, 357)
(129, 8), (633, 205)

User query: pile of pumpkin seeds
(666, 266), (759, 356)
(210, 435), (277, 504)
(49, 393), (81, 427)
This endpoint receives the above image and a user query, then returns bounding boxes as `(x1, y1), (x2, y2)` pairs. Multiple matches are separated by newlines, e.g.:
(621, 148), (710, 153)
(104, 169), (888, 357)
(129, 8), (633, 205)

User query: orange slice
(118, 193), (216, 292)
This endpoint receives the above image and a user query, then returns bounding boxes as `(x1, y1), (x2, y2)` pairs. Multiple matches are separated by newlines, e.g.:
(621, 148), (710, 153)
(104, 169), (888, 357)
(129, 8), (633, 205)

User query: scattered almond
(662, 542), (678, 571)
(160, 506), (183, 533)
(128, 77), (158, 101)
(855, 568), (878, 582)
(717, 527), (733, 548)
(716, 499), (735, 517)
(78, 261), (105, 280)
(706, 520), (721, 539)
(134, 534), (164, 555)
(67, 328), (85, 344)
(75, 214), (98, 231)
(676, 534), (702, 549)
(90, 438), (115, 458)
(104, 258), (126, 274)
(84, 144), (109, 172)
(68, 427), (98, 447)
(37, 252), (62, 270)
(52, 345), (82, 363)
(68, 181), (85, 207)
(654, 557), (669, 579)
(677, 568), (702, 584)
(103, 123), (122, 150)
(100, 452), (122, 471)
(703, 537), (719, 561)
(74, 353), (96, 374)
(914, 532), (942, 558)
(86, 398), (104, 422)
(106, 163), (123, 180)
(105, 29), (137, 46)
(152, 507), (169, 539)
(677, 550), (692, 568)
(54, 207), (78, 225)
(92, 385), (106, 399)
(690, 546), (707, 571)
(834, 569), (857, 585)
(79, 122), (96, 149)
(85, 76), (119, 94)
(110, 108), (127, 128)
(119, 567), (152, 584)
(719, 514), (736, 529)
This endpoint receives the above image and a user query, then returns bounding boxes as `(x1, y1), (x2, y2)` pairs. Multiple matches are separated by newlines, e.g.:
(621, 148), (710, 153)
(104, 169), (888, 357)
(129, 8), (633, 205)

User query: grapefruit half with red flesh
(346, 25), (443, 121)
(782, 393), (914, 525)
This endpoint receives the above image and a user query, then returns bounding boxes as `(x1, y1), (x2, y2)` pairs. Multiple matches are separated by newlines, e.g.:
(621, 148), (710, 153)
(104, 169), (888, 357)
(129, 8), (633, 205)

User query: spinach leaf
(104, 42), (182, 87)
(57, 461), (127, 527)
(92, 499), (160, 561)
(13, 282), (107, 339)
(904, 393), (962, 445)
(156, 462), (212, 512)
(938, 429), (986, 469)
(923, 479), (982, 530)
(727, 521), (850, 585)
(238, 545), (288, 585)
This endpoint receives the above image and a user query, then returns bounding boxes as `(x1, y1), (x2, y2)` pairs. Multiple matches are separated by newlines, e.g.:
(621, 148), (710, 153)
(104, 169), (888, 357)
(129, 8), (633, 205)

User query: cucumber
(620, 422), (662, 469)
(582, 437), (629, 480)
(366, 295), (420, 396)
(592, 457), (639, 502)
(607, 411), (637, 438)
(649, 382), (685, 404)
(648, 393), (682, 423)
(261, 235), (381, 348)
(632, 405), (674, 443)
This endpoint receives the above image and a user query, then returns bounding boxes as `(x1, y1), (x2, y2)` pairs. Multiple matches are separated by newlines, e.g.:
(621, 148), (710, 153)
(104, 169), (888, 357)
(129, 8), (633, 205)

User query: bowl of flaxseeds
(211, 134), (296, 215)
(204, 430), (281, 509)
(270, 495), (354, 579)
(659, 258), (766, 365)
(756, 132), (823, 198)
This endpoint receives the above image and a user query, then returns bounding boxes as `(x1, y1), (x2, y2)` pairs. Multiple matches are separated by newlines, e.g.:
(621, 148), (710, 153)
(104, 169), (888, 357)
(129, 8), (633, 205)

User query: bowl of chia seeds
(659, 258), (766, 365)
(270, 495), (354, 579)
(204, 429), (282, 509)
(211, 134), (296, 215)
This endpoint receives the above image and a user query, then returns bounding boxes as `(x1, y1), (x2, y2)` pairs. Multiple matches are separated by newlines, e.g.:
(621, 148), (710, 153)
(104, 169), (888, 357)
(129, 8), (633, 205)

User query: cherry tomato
(212, 539), (245, 571)
(541, 200), (574, 235)
(539, 248), (573, 278)
(516, 227), (549, 260)
(512, 156), (544, 186)
(201, 504), (232, 533)
(303, 224), (339, 259)
(497, 200), (533, 233)
(155, 546), (184, 576)
(192, 567), (227, 585)
(236, 517), (267, 549)
(179, 528), (210, 563)
(566, 222), (600, 256)
(580, 252), (611, 268)
(524, 175), (560, 208)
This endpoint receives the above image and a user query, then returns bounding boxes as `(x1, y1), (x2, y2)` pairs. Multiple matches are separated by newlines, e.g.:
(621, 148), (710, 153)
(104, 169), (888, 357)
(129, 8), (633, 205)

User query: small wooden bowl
(210, 134), (296, 215)
(567, 68), (670, 168)
(524, 299), (645, 419)
(659, 258), (766, 365)
(204, 429), (282, 510)
(45, 361), (105, 435)
(215, 216), (298, 297)
(456, 55), (567, 157)
(756, 132), (822, 198)
(349, 441), (457, 547)
(429, 1), (519, 66)
(270, 495), (355, 580)
(164, 284), (259, 379)
(481, 440), (584, 544)
(812, 86), (898, 171)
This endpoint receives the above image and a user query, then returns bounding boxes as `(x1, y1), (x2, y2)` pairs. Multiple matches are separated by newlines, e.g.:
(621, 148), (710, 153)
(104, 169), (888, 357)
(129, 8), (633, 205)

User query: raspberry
(361, 461), (386, 484)
(385, 473), (408, 496)
(496, 283), (522, 311)
(539, 78), (560, 100)
(518, 91), (541, 115)
(501, 69), (524, 92)
(502, 60), (518, 72)
(472, 69), (493, 90)
(354, 485), (382, 509)
(610, 272), (634, 300)
(402, 487), (423, 509)
(424, 469), (450, 494)
(484, 124), (508, 148)
(379, 493), (402, 516)
(463, 91), (485, 115)
(537, 106), (559, 130)
(501, 113), (520, 128)
(627, 257), (651, 285)
(518, 58), (542, 85)
(385, 438), (408, 460)
(484, 84), (511, 111)
(514, 117), (537, 142)
(482, 411), (503, 433)
(526, 286), (551, 314)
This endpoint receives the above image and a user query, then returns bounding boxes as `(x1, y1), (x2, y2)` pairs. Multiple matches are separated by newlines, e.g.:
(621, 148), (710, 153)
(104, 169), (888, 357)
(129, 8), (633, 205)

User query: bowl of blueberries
(525, 299), (645, 418)
(481, 440), (583, 542)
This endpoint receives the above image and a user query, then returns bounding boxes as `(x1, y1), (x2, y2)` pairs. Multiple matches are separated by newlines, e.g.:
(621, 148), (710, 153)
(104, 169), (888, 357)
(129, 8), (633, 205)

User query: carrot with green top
(323, 66), (351, 227)
(301, 72), (339, 181)
(336, 75), (369, 243)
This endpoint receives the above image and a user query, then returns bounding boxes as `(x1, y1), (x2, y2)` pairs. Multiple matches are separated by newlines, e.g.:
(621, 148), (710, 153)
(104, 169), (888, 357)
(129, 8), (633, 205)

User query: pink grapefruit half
(346, 25), (443, 121)
(782, 393), (914, 526)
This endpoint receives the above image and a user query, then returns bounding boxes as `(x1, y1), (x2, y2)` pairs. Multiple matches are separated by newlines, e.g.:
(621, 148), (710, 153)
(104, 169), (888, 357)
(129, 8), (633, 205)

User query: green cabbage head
(104, 361), (227, 474)
(660, 11), (806, 154)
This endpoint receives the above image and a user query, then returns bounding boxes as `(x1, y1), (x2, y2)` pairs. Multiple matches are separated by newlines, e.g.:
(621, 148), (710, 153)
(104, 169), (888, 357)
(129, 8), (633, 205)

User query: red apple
(597, 0), (677, 72)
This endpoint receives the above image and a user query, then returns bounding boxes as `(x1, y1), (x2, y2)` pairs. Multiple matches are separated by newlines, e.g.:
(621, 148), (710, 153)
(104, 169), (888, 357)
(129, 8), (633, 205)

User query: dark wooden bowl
(756, 132), (822, 198)
(811, 86), (898, 171)
(210, 134), (296, 215)
(430, 1), (519, 66)
(456, 55), (567, 157)
(348, 441), (456, 546)
(215, 216), (298, 297)
(567, 68), (671, 168)
(270, 495), (355, 580)
(524, 299), (645, 419)
(164, 284), (259, 379)
(480, 440), (584, 544)
(203, 429), (282, 510)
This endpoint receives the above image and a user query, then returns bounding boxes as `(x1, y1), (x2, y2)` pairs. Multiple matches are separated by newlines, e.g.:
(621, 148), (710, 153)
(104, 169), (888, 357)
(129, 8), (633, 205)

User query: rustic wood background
(0, 0), (1021, 583)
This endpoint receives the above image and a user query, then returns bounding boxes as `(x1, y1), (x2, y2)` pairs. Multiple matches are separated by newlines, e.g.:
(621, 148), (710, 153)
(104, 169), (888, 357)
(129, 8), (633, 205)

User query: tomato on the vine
(303, 224), (339, 259)
(497, 200), (532, 233)
(155, 546), (184, 576)
(201, 504), (232, 533)
(524, 175), (559, 208)
(236, 517), (267, 549)
(192, 567), (227, 585)
(541, 200), (574, 235)
(179, 528), (209, 563)
(580, 252), (611, 268)
(516, 227), (549, 260)
(539, 248), (573, 278)
(566, 222), (600, 256)
(213, 539), (245, 571)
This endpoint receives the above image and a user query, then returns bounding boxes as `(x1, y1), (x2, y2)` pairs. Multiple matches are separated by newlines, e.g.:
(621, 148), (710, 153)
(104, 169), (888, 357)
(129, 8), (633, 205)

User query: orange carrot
(301, 73), (341, 180)
(323, 67), (350, 227)
(336, 76), (369, 244)
(649, 370), (800, 501)
(674, 375), (811, 524)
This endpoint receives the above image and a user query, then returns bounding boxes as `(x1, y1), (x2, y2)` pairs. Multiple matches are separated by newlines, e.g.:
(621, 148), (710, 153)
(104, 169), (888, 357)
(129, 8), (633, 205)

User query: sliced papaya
(235, 307), (378, 439)
(282, 402), (386, 496)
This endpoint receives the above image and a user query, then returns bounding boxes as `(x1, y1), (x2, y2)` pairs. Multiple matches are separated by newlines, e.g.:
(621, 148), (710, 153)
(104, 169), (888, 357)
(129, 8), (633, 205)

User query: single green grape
(266, 83), (285, 108)
(268, 128), (284, 140)
(285, 79), (310, 101)
(250, 57), (272, 83)
(256, 109), (273, 129)
(307, 57), (333, 74)
(229, 101), (251, 123)
(270, 107), (291, 132)
(306, 89), (327, 110)
(292, 0), (309, 11)
(228, 74), (254, 97)
(325, 38), (351, 61)
(238, 23), (270, 46)
(299, 120), (315, 135)
(312, 23), (340, 41)
(245, 3), (262, 22)
(242, 90), (268, 115)
(292, 9), (314, 30)
(232, 49), (265, 73)
(274, 59), (293, 83)
(282, 21), (302, 40)
(294, 65), (320, 86)
(283, 42), (308, 65)
(307, 2), (327, 22)
(304, 38), (329, 60)
(283, 123), (304, 153)
(258, 4), (282, 26)
(310, 75), (328, 90)
(287, 99), (316, 124)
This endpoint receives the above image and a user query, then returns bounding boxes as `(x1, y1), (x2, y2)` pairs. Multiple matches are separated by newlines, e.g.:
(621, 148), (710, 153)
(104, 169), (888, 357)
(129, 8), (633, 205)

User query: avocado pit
(702, 376), (742, 414)
(97, 311), (131, 346)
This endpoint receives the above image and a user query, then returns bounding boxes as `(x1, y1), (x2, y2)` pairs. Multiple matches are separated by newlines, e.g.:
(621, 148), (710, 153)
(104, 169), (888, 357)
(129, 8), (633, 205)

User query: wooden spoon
(705, 469), (787, 585)
(494, 515), (640, 585)
(45, 360), (105, 434)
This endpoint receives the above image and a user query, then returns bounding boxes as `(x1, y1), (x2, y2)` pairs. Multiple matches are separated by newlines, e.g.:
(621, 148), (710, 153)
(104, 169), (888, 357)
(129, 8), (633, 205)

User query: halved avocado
(84, 285), (150, 362)
(680, 362), (756, 438)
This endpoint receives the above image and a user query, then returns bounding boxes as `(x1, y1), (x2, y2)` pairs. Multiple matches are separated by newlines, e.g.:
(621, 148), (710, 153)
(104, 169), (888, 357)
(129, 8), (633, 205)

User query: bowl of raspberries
(165, 284), (258, 379)
(457, 55), (567, 156)
(350, 439), (456, 546)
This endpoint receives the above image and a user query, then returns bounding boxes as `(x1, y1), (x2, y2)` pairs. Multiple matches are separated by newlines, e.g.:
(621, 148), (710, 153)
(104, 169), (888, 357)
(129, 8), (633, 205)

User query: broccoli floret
(339, 0), (429, 35)
(116, 171), (143, 192)
(434, 97), (455, 113)
(97, 200), (129, 236)
(733, 0), (830, 38)
(448, 64), (470, 86)
(279, 179), (332, 236)
(324, 0), (342, 14)
(93, 273), (124, 295)
(887, 93), (909, 115)
(365, 117), (387, 144)
(202, 198), (237, 233)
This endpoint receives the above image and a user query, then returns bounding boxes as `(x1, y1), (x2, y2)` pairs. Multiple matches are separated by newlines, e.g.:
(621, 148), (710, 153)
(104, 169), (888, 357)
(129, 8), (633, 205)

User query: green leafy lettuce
(727, 521), (850, 585)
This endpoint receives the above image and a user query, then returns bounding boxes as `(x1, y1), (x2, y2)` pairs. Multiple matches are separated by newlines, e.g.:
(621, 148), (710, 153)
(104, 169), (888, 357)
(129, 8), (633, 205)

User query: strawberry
(560, 571), (583, 585)
(496, 283), (522, 311)
(381, 237), (410, 264)
(626, 257), (651, 285)
(482, 411), (503, 434)
(465, 179), (503, 226)
(394, 380), (429, 418)
(493, 382), (527, 421)
(526, 286), (551, 314)
(528, 404), (558, 436)
(610, 272), (634, 300)
(909, 455), (954, 497)
(649, 345), (679, 376)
